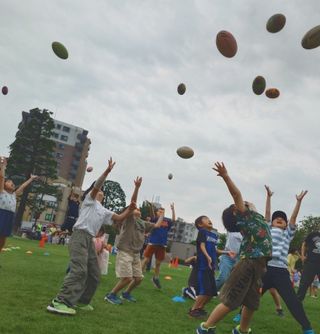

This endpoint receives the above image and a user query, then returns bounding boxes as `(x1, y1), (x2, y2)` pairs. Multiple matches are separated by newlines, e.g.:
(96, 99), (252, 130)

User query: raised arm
(289, 191), (308, 226)
(112, 201), (136, 222)
(90, 157), (115, 199)
(131, 177), (142, 204)
(170, 202), (176, 222)
(152, 212), (164, 228)
(264, 185), (274, 222)
(0, 157), (6, 193)
(301, 241), (307, 263)
(15, 174), (39, 196)
(212, 162), (246, 213)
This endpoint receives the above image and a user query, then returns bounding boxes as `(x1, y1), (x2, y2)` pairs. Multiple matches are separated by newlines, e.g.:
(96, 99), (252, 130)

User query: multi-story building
(168, 217), (198, 244)
(51, 119), (91, 187)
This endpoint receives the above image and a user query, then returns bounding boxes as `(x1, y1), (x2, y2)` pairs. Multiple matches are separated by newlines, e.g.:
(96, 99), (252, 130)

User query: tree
(6, 108), (59, 233)
(101, 180), (126, 213)
(140, 200), (155, 219)
(217, 233), (227, 250)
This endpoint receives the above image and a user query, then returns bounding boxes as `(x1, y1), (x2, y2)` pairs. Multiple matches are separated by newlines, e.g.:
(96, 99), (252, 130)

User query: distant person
(61, 190), (80, 234)
(0, 157), (38, 255)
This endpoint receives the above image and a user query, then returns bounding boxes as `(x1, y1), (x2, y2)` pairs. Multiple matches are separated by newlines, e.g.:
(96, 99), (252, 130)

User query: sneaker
(47, 299), (76, 315)
(189, 309), (207, 319)
(104, 293), (123, 305)
(303, 330), (315, 334)
(76, 303), (94, 311)
(233, 313), (241, 323)
(311, 295), (318, 299)
(276, 308), (284, 317)
(152, 276), (161, 289)
(232, 325), (252, 334)
(196, 322), (216, 334)
(184, 287), (197, 300)
(121, 292), (137, 302)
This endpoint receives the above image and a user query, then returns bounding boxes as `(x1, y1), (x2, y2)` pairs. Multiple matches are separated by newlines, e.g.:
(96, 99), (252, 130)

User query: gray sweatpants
(57, 229), (100, 306)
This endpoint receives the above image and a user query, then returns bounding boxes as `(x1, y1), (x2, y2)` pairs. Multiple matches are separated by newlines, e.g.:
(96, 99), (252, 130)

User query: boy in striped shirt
(261, 187), (314, 334)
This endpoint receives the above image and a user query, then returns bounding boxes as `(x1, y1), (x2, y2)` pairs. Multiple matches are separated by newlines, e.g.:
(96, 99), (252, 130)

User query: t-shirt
(73, 194), (114, 237)
(196, 228), (219, 270)
(117, 216), (154, 253)
(268, 224), (296, 268)
(236, 209), (272, 259)
(66, 199), (80, 218)
(225, 232), (243, 254)
(304, 231), (320, 264)
(287, 253), (299, 274)
(0, 191), (16, 213)
(148, 217), (173, 246)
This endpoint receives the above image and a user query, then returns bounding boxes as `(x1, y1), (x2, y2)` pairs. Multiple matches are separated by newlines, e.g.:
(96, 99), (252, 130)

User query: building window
(58, 143), (65, 150)
(62, 126), (70, 133)
(56, 124), (61, 130)
(52, 132), (59, 139)
(56, 152), (63, 159)
(60, 135), (68, 142)
(45, 213), (53, 221)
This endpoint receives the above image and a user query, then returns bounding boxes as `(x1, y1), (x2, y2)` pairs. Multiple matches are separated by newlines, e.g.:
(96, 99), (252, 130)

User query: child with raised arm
(197, 162), (272, 334)
(47, 158), (136, 316)
(141, 202), (175, 289)
(261, 186), (314, 334)
(0, 157), (38, 254)
(105, 177), (164, 304)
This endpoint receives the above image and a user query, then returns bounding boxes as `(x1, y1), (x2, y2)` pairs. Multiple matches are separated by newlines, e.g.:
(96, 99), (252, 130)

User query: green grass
(0, 237), (319, 334)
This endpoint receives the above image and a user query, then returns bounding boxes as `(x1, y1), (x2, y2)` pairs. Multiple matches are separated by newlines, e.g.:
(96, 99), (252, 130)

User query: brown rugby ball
(301, 25), (320, 49)
(177, 83), (186, 95)
(86, 166), (93, 172)
(266, 14), (286, 33)
(265, 88), (280, 99)
(176, 146), (194, 159)
(216, 31), (238, 58)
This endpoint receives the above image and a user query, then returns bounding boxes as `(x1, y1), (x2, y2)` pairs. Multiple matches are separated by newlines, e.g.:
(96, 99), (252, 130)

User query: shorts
(0, 209), (15, 237)
(196, 269), (217, 297)
(219, 258), (267, 311)
(115, 250), (143, 278)
(143, 244), (166, 261)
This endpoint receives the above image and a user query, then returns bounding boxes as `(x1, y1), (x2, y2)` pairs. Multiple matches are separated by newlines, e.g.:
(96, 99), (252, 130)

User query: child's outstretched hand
(106, 157), (116, 173)
(228, 251), (237, 259)
(134, 177), (142, 188)
(296, 190), (308, 202)
(170, 202), (175, 211)
(0, 157), (7, 168)
(264, 185), (274, 197)
(212, 162), (228, 177)
(30, 174), (39, 181)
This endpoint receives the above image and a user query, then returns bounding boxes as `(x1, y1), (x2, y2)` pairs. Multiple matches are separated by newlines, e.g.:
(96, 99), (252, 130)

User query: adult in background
(61, 188), (81, 234)
(297, 228), (320, 301)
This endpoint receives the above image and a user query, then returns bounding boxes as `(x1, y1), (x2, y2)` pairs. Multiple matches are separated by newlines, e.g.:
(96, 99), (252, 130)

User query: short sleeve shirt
(305, 231), (320, 264)
(196, 229), (219, 270)
(148, 217), (173, 246)
(73, 194), (114, 237)
(236, 209), (272, 259)
(0, 191), (16, 213)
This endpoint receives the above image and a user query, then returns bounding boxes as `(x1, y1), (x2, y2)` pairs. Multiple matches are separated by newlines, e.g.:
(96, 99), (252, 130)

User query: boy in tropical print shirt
(197, 162), (272, 334)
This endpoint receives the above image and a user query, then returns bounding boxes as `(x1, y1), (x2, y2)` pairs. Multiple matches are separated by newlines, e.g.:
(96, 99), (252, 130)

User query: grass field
(0, 237), (319, 334)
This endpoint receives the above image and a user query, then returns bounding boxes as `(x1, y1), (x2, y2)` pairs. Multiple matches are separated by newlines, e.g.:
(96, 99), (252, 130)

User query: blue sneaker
(152, 276), (161, 289)
(121, 292), (137, 302)
(233, 313), (241, 323)
(104, 293), (122, 305)
(232, 325), (252, 334)
(303, 330), (315, 334)
(196, 322), (216, 334)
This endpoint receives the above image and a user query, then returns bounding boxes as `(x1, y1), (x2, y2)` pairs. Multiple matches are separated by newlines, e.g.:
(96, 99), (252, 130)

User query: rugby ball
(252, 76), (266, 95)
(176, 146), (194, 159)
(168, 173), (173, 180)
(52, 41), (69, 60)
(301, 25), (320, 49)
(216, 31), (238, 58)
(177, 83), (186, 95)
(86, 166), (93, 173)
(265, 88), (280, 99)
(2, 86), (8, 95)
(266, 14), (286, 33)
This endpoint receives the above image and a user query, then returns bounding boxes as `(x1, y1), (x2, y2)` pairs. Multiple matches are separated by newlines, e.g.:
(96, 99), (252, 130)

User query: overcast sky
(1, 0), (320, 232)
